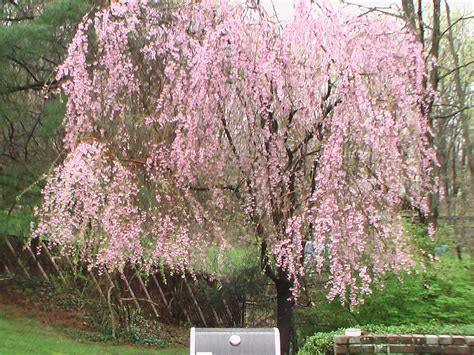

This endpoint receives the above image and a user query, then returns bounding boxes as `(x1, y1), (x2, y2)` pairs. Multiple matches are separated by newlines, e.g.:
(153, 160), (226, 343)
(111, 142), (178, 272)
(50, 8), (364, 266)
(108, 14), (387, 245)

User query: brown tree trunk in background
(429, 0), (441, 94)
(402, 0), (416, 32)
(445, 2), (474, 181)
(445, 2), (473, 260)
(417, 0), (425, 45)
(402, 0), (442, 226)
(438, 119), (449, 216)
(429, 0), (442, 227)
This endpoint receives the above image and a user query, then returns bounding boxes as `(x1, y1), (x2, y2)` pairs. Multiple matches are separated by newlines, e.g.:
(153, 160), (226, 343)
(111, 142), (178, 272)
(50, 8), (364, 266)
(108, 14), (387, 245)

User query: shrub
(295, 222), (474, 345)
(298, 323), (474, 355)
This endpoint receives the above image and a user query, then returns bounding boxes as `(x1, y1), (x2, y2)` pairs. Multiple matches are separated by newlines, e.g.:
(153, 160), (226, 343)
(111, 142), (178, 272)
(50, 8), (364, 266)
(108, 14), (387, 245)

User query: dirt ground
(0, 277), (189, 346)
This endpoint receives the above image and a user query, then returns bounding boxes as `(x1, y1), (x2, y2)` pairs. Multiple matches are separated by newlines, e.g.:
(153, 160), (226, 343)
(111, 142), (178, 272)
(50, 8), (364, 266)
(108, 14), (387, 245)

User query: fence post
(4, 237), (30, 278)
(121, 271), (141, 312)
(183, 275), (207, 327)
(132, 266), (160, 319)
(151, 274), (173, 317)
(39, 240), (66, 283)
(25, 243), (49, 282)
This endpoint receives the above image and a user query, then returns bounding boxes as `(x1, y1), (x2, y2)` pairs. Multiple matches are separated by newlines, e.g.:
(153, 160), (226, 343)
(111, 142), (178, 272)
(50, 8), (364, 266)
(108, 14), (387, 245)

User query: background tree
(32, 1), (435, 354)
(0, 0), (96, 238)
(399, 0), (473, 256)
(344, 0), (474, 256)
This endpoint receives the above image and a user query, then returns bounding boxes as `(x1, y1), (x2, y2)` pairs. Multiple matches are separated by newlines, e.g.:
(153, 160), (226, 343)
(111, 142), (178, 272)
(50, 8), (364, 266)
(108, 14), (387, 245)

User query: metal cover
(190, 327), (280, 355)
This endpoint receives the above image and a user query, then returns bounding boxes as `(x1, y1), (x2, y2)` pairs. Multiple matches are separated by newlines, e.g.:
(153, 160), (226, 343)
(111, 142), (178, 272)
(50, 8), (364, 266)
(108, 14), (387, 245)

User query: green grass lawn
(0, 309), (187, 355)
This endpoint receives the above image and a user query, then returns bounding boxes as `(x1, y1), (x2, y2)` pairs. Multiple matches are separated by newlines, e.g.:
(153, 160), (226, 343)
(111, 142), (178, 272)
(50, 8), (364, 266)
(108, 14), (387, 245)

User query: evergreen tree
(0, 0), (95, 236)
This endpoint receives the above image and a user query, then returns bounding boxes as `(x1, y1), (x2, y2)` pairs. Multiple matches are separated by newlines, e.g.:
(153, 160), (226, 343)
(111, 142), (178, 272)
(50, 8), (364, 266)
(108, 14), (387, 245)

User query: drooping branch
(0, 80), (58, 95)
(33, 0), (433, 311)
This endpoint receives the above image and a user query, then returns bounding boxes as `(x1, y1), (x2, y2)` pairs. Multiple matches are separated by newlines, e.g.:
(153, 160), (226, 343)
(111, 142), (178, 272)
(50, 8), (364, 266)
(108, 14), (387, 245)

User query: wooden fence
(0, 235), (244, 327)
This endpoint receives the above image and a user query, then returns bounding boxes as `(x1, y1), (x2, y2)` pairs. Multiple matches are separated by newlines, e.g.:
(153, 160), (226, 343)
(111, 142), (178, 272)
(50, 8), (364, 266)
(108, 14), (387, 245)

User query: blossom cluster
(34, 0), (434, 303)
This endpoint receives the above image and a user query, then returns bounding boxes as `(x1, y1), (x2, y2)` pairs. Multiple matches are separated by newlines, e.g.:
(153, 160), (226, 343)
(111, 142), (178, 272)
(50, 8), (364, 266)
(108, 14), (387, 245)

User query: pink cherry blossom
(34, 0), (434, 304)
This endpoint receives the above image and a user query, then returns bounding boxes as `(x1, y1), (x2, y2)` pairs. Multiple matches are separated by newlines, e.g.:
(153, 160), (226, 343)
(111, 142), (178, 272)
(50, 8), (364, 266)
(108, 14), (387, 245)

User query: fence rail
(0, 235), (244, 327)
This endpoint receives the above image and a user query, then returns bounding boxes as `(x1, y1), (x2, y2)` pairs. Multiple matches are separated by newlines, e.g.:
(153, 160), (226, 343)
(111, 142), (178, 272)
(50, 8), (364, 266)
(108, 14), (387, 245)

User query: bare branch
(437, 106), (471, 119)
(440, 15), (474, 39)
(341, 0), (403, 19)
(439, 60), (474, 81)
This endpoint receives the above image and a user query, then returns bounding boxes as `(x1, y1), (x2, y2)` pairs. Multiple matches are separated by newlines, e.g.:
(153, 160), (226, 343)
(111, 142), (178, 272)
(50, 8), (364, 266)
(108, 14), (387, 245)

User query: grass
(0, 209), (32, 240)
(202, 246), (257, 275)
(0, 309), (187, 355)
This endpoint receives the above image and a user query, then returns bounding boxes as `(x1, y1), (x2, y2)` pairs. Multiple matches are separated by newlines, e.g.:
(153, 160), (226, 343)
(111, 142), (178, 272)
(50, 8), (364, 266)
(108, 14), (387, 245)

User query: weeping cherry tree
(33, 1), (435, 353)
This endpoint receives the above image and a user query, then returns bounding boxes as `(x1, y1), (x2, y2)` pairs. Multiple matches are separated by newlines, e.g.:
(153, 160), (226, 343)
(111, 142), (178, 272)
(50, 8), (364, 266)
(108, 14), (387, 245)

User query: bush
(295, 222), (474, 345)
(355, 257), (474, 325)
(298, 323), (474, 355)
(298, 329), (340, 355)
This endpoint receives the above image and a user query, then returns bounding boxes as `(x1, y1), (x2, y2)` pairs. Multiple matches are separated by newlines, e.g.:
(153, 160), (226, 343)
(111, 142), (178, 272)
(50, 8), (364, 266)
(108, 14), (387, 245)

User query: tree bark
(428, 0), (442, 228)
(260, 239), (295, 354)
(276, 277), (294, 355)
(445, 2), (474, 181)
(402, 0), (416, 32)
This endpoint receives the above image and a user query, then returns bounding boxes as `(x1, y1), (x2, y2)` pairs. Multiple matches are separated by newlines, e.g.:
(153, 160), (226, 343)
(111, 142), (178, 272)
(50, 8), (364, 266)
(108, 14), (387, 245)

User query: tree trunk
(401, 0), (416, 32)
(428, 0), (442, 228)
(276, 278), (294, 355)
(445, 2), (474, 182)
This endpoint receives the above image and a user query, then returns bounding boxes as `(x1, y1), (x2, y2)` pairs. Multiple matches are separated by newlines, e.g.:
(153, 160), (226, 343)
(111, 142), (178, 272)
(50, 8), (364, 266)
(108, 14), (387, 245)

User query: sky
(260, 0), (474, 22)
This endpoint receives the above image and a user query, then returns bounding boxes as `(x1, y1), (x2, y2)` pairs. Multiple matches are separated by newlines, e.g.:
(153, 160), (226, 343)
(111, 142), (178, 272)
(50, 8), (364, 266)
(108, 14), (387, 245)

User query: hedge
(298, 323), (474, 355)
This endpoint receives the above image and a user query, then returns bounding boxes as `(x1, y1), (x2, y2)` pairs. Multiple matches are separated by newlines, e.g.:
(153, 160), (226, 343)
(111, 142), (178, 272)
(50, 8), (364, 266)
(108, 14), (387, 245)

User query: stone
(373, 344), (388, 353)
(426, 335), (439, 345)
(387, 335), (400, 344)
(373, 335), (388, 344)
(335, 345), (349, 354)
(389, 344), (415, 353)
(334, 335), (349, 345)
(412, 334), (426, 345)
(399, 335), (413, 344)
(361, 336), (374, 344)
(348, 336), (361, 344)
(349, 345), (374, 353)
(439, 335), (452, 345)
(451, 336), (466, 345)
(444, 345), (470, 354)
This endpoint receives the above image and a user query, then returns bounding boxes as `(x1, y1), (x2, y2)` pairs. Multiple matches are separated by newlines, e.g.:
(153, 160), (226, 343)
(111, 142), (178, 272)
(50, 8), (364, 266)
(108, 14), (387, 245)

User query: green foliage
(354, 224), (473, 325)
(194, 246), (268, 311)
(357, 323), (474, 335)
(294, 288), (357, 343)
(10, 270), (172, 348)
(117, 312), (168, 347)
(298, 329), (339, 355)
(0, 210), (33, 240)
(0, 1), (92, 67)
(40, 97), (67, 137)
(298, 323), (474, 355)
(62, 310), (168, 347)
(355, 257), (474, 325)
(296, 222), (474, 346)
(203, 246), (259, 276)
(0, 0), (95, 237)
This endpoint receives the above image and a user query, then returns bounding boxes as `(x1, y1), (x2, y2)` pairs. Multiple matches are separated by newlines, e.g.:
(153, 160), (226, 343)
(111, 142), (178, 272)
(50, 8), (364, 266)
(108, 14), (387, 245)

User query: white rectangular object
(345, 328), (361, 336)
(190, 327), (280, 355)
